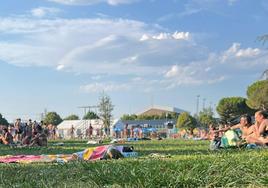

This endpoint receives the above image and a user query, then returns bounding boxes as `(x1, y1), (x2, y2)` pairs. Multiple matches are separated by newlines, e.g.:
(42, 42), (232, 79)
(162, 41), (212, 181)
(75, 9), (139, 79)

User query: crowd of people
(113, 124), (158, 139)
(0, 118), (57, 147)
(1, 110), (267, 149)
(209, 110), (268, 148)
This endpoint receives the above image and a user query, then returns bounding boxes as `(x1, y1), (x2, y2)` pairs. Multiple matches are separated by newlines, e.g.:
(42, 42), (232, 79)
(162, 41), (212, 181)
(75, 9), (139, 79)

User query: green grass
(0, 139), (268, 187)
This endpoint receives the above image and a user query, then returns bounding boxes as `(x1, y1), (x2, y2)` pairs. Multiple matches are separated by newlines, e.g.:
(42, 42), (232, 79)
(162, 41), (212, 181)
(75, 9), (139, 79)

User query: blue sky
(0, 0), (267, 122)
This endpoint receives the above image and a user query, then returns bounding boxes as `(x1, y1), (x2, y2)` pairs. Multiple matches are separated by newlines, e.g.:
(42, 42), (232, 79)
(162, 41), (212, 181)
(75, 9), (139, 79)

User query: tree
(43, 112), (62, 126)
(121, 113), (178, 121)
(64, 114), (80, 120)
(83, 111), (99, 120)
(246, 80), (268, 110)
(0, 113), (8, 126)
(198, 107), (216, 129)
(216, 97), (254, 122)
(121, 114), (138, 121)
(176, 112), (197, 135)
(98, 93), (114, 135)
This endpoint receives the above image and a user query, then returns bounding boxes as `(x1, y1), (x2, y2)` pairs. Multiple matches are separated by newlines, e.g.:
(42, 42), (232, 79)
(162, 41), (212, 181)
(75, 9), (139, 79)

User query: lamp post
(202, 98), (206, 110)
(196, 95), (200, 116)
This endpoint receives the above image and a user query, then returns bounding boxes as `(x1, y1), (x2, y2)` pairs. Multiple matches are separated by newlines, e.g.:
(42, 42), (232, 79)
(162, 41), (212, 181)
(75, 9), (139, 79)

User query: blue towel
(122, 152), (138, 158)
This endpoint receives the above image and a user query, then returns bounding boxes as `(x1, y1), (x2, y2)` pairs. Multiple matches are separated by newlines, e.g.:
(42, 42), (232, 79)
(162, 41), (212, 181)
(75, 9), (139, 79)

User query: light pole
(202, 98), (206, 110)
(196, 95), (200, 116)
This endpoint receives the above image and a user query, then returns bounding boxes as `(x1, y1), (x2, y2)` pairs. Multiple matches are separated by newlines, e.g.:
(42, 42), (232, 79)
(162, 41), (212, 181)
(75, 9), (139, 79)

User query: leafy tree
(137, 114), (161, 120)
(216, 97), (254, 122)
(246, 80), (268, 111)
(98, 93), (114, 135)
(121, 114), (138, 121)
(64, 114), (80, 120)
(198, 107), (216, 129)
(0, 113), (9, 126)
(176, 112), (197, 135)
(83, 111), (99, 120)
(159, 112), (178, 119)
(121, 113), (178, 121)
(43, 112), (62, 126)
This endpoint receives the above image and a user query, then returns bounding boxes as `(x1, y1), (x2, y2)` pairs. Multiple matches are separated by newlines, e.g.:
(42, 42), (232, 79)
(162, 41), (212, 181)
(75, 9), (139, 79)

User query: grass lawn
(0, 139), (268, 187)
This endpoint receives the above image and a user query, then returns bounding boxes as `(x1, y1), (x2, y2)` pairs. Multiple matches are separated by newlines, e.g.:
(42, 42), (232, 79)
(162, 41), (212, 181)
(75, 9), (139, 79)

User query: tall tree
(83, 111), (99, 120)
(246, 80), (268, 110)
(64, 114), (80, 120)
(98, 93), (114, 135)
(216, 97), (254, 122)
(198, 107), (216, 129)
(43, 112), (62, 126)
(0, 113), (9, 126)
(176, 112), (197, 135)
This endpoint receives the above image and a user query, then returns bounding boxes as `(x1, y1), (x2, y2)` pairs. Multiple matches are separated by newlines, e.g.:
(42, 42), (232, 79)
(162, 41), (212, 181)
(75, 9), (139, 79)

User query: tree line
(176, 80), (268, 133)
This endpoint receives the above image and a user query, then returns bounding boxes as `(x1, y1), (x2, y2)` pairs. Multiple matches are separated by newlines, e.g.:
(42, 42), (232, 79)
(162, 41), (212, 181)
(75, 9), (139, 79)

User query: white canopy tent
(57, 119), (103, 139)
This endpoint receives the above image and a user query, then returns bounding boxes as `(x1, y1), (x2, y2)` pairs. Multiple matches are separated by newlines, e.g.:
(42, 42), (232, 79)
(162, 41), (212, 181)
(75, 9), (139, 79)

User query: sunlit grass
(0, 139), (267, 187)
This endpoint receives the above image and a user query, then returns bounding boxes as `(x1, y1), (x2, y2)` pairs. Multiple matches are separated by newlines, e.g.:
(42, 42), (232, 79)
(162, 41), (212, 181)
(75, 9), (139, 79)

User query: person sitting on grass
(29, 132), (48, 147)
(218, 115), (253, 140)
(0, 127), (14, 145)
(29, 124), (47, 147)
(246, 110), (268, 146)
(208, 124), (219, 141)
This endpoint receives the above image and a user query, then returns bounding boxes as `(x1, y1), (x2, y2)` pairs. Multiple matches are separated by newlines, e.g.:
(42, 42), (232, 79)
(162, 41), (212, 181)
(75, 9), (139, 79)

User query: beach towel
(0, 145), (137, 163)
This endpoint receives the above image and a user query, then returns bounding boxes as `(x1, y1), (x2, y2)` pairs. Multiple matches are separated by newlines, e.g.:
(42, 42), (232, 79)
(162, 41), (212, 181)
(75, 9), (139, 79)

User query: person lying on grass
(0, 127), (14, 145)
(246, 110), (268, 146)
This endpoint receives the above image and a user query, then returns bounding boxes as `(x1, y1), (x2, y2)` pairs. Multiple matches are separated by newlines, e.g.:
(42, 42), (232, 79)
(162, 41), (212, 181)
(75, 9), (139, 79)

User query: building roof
(137, 105), (186, 116)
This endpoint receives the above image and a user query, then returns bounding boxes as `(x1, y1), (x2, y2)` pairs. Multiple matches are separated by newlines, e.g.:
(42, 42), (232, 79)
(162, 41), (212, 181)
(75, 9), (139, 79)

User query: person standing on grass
(70, 125), (75, 139)
(124, 124), (128, 138)
(14, 118), (22, 142)
(130, 126), (134, 138)
(89, 124), (93, 139)
(246, 110), (268, 145)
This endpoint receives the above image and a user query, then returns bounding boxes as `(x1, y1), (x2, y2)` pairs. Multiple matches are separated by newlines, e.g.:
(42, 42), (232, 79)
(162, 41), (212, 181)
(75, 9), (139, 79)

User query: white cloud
(80, 82), (130, 93)
(0, 17), (199, 76)
(31, 7), (61, 18)
(165, 65), (179, 78)
(162, 43), (268, 87)
(140, 31), (190, 41)
(47, 0), (138, 5)
(221, 43), (261, 62)
(164, 64), (220, 86)
(140, 34), (149, 41)
(0, 16), (267, 92)
(236, 48), (260, 58)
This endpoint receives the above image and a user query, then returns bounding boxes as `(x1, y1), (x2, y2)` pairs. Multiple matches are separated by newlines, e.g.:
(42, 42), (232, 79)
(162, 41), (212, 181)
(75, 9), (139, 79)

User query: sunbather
(246, 110), (268, 145)
(222, 115), (253, 139)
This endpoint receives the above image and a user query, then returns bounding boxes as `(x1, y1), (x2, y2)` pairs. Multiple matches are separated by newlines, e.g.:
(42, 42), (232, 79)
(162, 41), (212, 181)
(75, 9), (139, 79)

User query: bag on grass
(220, 130), (241, 148)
